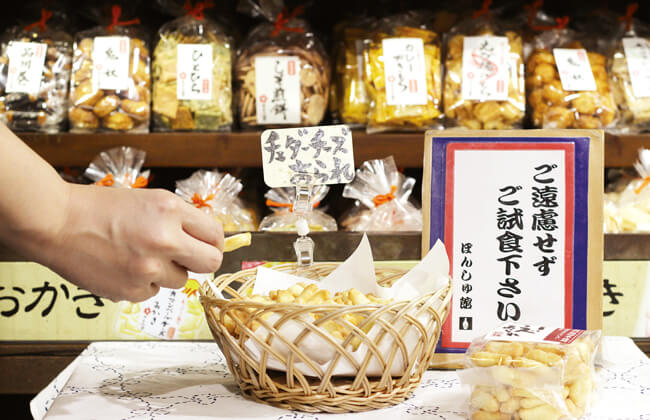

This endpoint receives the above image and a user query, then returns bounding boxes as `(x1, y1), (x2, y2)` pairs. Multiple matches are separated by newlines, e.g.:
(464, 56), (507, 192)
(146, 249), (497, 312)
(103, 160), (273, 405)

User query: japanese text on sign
(255, 56), (301, 124)
(92, 36), (130, 91)
(553, 48), (596, 91)
(177, 44), (213, 100)
(622, 38), (650, 98)
(486, 323), (584, 344)
(5, 41), (47, 95)
(261, 125), (355, 188)
(461, 36), (509, 101)
(382, 38), (427, 106)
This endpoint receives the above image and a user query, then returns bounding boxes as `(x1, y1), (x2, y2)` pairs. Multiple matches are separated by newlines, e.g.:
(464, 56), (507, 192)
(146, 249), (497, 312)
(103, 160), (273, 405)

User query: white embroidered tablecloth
(31, 337), (650, 420)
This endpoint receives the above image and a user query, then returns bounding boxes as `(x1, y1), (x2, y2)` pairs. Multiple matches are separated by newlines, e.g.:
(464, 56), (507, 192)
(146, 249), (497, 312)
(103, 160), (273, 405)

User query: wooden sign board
(423, 130), (603, 366)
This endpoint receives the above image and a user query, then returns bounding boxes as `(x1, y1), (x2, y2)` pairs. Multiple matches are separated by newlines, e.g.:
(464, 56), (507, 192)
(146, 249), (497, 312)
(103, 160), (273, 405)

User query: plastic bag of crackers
(152, 1), (234, 131)
(341, 156), (422, 231)
(0, 9), (72, 133)
(459, 324), (601, 420)
(83, 146), (150, 188)
(259, 185), (337, 231)
(443, 2), (525, 130)
(175, 169), (257, 232)
(69, 5), (150, 132)
(235, 1), (330, 128)
(364, 11), (443, 133)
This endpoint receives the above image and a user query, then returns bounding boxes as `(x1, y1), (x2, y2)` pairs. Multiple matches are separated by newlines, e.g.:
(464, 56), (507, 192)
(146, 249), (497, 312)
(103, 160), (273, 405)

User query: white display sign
(5, 41), (47, 94)
(177, 44), (212, 100)
(255, 56), (301, 124)
(92, 36), (130, 91)
(623, 37), (650, 98)
(485, 323), (584, 344)
(553, 48), (596, 91)
(260, 124), (355, 188)
(461, 36), (509, 101)
(382, 38), (427, 106)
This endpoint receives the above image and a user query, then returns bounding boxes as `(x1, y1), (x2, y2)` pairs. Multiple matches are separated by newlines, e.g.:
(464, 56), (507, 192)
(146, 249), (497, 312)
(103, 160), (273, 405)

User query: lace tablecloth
(31, 337), (650, 420)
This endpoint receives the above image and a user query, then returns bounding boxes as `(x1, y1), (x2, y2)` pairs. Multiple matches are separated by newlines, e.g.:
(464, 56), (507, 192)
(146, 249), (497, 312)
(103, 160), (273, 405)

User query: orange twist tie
(634, 176), (650, 194)
(524, 0), (544, 27)
(532, 16), (569, 31)
(25, 8), (53, 33)
(107, 5), (140, 31)
(192, 192), (215, 209)
(618, 3), (639, 32)
(373, 185), (397, 207)
(95, 173), (115, 186)
(265, 198), (320, 211)
(472, 0), (492, 19)
(183, 0), (214, 20)
(131, 176), (148, 188)
(271, 6), (305, 37)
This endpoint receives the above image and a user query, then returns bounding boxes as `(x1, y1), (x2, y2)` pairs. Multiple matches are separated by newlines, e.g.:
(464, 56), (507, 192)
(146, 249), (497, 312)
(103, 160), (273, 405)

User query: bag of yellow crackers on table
(458, 324), (601, 420)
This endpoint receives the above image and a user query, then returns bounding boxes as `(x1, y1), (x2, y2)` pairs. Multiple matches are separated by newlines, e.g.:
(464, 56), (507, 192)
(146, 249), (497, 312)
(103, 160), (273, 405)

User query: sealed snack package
(459, 324), (601, 420)
(69, 6), (151, 132)
(83, 146), (150, 188)
(0, 9), (72, 132)
(259, 185), (337, 231)
(235, 2), (330, 128)
(443, 3), (525, 130)
(152, 1), (233, 131)
(364, 11), (442, 132)
(526, 19), (617, 129)
(175, 169), (257, 232)
(341, 156), (422, 231)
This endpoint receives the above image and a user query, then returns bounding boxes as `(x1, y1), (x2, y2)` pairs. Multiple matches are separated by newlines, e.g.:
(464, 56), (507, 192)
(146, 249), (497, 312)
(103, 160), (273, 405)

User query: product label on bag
(553, 48), (596, 91)
(177, 44), (213, 100)
(6, 41), (47, 94)
(461, 36), (509, 101)
(486, 323), (584, 344)
(92, 36), (130, 90)
(382, 38), (427, 105)
(623, 38), (650, 98)
(255, 56), (301, 124)
(355, 39), (369, 103)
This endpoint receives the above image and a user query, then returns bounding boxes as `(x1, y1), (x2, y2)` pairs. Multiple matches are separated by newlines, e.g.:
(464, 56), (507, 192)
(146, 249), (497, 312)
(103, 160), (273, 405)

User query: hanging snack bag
(235, 2), (330, 128)
(0, 9), (72, 133)
(259, 185), (337, 232)
(341, 156), (422, 231)
(152, 1), (233, 131)
(364, 11), (443, 133)
(83, 146), (150, 188)
(69, 5), (151, 132)
(443, 1), (525, 130)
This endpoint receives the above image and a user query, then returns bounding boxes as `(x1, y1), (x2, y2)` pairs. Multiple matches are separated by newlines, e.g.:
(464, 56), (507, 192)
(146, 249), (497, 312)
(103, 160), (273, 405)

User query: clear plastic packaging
(83, 146), (150, 188)
(0, 9), (72, 133)
(69, 6), (151, 132)
(235, 2), (330, 128)
(459, 324), (601, 420)
(175, 169), (257, 232)
(152, 2), (233, 131)
(364, 11), (443, 133)
(259, 185), (337, 232)
(341, 156), (422, 231)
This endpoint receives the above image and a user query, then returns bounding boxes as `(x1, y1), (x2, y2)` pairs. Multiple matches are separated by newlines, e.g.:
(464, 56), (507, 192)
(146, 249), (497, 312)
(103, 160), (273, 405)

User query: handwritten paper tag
(553, 48), (596, 91)
(261, 125), (355, 188)
(6, 41), (47, 94)
(382, 38), (427, 105)
(623, 38), (650, 98)
(176, 44), (213, 100)
(485, 323), (584, 344)
(255, 56), (301, 124)
(92, 36), (130, 91)
(461, 36), (509, 101)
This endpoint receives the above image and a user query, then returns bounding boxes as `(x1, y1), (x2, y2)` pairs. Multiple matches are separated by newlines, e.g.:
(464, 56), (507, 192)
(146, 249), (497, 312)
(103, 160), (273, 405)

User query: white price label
(382, 38), (427, 106)
(255, 56), (301, 124)
(485, 323), (584, 344)
(461, 36), (509, 101)
(6, 41), (47, 95)
(92, 36), (130, 91)
(623, 38), (650, 98)
(261, 125), (355, 188)
(553, 48), (596, 91)
(177, 44), (213, 100)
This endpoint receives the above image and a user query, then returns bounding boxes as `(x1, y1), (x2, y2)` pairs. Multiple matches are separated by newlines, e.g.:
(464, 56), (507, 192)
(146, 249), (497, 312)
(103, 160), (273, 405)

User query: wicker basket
(200, 263), (451, 413)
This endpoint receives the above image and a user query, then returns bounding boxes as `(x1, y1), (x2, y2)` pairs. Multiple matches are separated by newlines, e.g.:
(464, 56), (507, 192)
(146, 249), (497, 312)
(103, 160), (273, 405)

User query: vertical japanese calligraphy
(382, 38), (427, 106)
(461, 36), (509, 101)
(553, 48), (597, 91)
(177, 44), (213, 100)
(92, 36), (131, 90)
(255, 56), (301, 124)
(5, 41), (47, 94)
(622, 38), (650, 98)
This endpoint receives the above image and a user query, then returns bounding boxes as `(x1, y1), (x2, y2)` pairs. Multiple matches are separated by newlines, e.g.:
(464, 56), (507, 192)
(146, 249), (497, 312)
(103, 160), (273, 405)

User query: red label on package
(242, 261), (266, 270)
(543, 327), (584, 344)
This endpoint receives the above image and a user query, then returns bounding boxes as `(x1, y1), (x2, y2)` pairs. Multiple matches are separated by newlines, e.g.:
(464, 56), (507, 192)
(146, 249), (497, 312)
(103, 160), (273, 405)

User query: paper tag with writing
(553, 48), (596, 91)
(255, 56), (301, 124)
(92, 36), (130, 91)
(261, 125), (355, 188)
(382, 38), (427, 105)
(177, 44), (213, 100)
(6, 41), (47, 94)
(461, 36), (509, 101)
(486, 324), (584, 344)
(623, 38), (650, 98)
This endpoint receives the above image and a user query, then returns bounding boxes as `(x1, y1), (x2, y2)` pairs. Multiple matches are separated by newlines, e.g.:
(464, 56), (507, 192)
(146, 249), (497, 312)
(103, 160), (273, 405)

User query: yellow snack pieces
(223, 232), (252, 252)
(335, 27), (370, 125)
